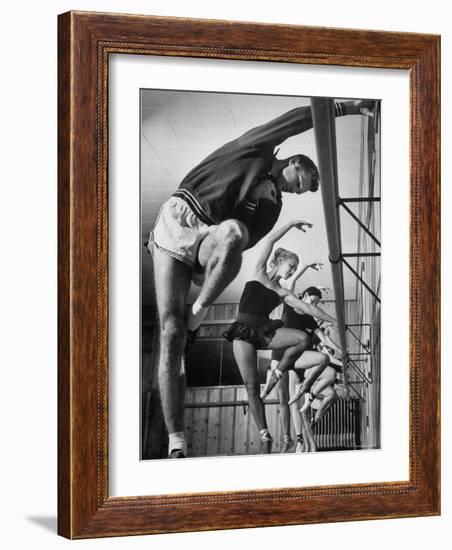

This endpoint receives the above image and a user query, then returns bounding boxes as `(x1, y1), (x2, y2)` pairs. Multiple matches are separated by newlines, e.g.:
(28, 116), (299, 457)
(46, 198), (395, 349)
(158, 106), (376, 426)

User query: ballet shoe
(288, 384), (306, 406)
(260, 436), (273, 454)
(299, 392), (313, 413)
(260, 370), (281, 399)
(282, 437), (294, 453)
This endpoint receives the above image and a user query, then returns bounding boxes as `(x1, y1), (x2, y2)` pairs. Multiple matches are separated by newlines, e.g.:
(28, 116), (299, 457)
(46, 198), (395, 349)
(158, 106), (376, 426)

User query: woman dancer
(270, 286), (343, 451)
(223, 220), (336, 453)
(264, 262), (322, 452)
(297, 358), (347, 452)
(305, 345), (347, 423)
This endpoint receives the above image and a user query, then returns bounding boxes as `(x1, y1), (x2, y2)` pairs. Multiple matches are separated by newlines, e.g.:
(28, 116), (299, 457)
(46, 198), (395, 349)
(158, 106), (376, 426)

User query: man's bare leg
(186, 220), (248, 331)
(153, 248), (192, 455)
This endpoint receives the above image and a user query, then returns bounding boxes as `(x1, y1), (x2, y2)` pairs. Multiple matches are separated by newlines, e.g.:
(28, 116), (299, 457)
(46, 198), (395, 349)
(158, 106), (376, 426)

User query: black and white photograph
(140, 90), (381, 460)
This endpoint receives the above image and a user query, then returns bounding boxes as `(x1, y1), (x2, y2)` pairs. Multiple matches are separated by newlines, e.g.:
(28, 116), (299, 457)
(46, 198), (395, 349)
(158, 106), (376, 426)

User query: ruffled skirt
(223, 319), (283, 349)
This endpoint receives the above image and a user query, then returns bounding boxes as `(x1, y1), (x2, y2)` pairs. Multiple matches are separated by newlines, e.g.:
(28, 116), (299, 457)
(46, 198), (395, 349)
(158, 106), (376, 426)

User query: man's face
(280, 161), (314, 194)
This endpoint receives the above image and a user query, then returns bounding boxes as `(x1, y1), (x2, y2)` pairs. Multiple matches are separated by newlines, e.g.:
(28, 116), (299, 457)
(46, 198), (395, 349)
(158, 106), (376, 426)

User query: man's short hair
(291, 154), (320, 192)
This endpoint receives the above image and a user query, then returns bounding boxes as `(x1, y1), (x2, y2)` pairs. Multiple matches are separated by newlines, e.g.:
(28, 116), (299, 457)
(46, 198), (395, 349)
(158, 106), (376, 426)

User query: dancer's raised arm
(253, 220), (312, 274)
(286, 261), (323, 292)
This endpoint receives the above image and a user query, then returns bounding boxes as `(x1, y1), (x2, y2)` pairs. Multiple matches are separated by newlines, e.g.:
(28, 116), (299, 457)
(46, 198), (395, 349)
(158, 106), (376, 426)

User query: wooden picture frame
(58, 11), (440, 539)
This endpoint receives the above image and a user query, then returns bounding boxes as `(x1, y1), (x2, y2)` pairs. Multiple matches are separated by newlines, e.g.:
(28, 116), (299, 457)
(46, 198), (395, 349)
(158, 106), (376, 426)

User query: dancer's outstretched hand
(317, 285), (332, 293)
(292, 220), (313, 232)
(307, 262), (323, 271)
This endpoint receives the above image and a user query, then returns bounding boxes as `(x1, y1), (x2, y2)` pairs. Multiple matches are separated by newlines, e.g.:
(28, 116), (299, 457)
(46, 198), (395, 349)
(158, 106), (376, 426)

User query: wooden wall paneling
(234, 387), (248, 455)
(206, 388), (222, 456)
(184, 388), (195, 456)
(219, 387), (235, 455)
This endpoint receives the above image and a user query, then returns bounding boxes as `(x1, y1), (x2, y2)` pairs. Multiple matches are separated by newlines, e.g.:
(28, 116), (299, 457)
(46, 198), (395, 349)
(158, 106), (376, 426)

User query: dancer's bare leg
(301, 407), (317, 452)
(288, 370), (303, 446)
(287, 351), (330, 406)
(233, 341), (267, 432)
(294, 351), (330, 391)
(313, 386), (337, 423)
(300, 417), (309, 452)
(261, 328), (309, 398)
(274, 368), (293, 452)
(311, 367), (337, 400)
(267, 328), (310, 372)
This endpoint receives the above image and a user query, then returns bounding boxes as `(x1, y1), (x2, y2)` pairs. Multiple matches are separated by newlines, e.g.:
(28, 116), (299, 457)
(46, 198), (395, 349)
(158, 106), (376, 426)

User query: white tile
(142, 187), (175, 203)
(197, 109), (236, 129)
(141, 89), (193, 109)
(258, 94), (299, 109)
(164, 108), (204, 129)
(226, 94), (263, 109)
(141, 89), (168, 108)
(141, 109), (172, 129)
(205, 127), (240, 145)
(140, 137), (159, 160)
(174, 127), (210, 145)
(150, 145), (183, 160)
(162, 91), (196, 109)
(141, 161), (170, 177)
(230, 109), (282, 129)
(293, 96), (312, 108)
(162, 161), (191, 180)
(189, 91), (229, 109)
(141, 172), (176, 189)
(142, 126), (180, 146)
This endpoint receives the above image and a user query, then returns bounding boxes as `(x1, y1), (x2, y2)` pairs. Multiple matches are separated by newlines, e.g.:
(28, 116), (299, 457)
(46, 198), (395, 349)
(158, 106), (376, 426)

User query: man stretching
(148, 99), (372, 457)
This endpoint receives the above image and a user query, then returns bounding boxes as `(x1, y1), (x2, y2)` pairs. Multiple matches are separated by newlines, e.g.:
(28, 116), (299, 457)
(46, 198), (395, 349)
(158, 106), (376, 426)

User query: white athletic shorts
(148, 196), (215, 268)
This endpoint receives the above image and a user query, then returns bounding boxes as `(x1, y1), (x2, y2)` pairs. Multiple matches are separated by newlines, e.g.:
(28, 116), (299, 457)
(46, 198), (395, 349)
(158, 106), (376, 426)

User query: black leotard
(223, 280), (283, 348)
(236, 280), (281, 323)
(281, 304), (319, 344)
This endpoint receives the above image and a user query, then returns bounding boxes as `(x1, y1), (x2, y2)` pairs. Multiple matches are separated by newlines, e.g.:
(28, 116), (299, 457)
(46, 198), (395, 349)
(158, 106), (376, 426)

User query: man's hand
(344, 99), (375, 116)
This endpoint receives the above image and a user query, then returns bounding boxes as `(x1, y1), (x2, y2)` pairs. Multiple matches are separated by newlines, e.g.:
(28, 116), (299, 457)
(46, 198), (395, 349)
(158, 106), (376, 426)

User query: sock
(168, 431), (186, 455)
(259, 428), (272, 441)
(186, 299), (209, 331)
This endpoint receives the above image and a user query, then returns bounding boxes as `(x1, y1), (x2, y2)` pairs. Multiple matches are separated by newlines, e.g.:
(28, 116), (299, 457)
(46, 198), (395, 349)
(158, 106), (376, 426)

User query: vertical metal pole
(311, 98), (349, 373)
